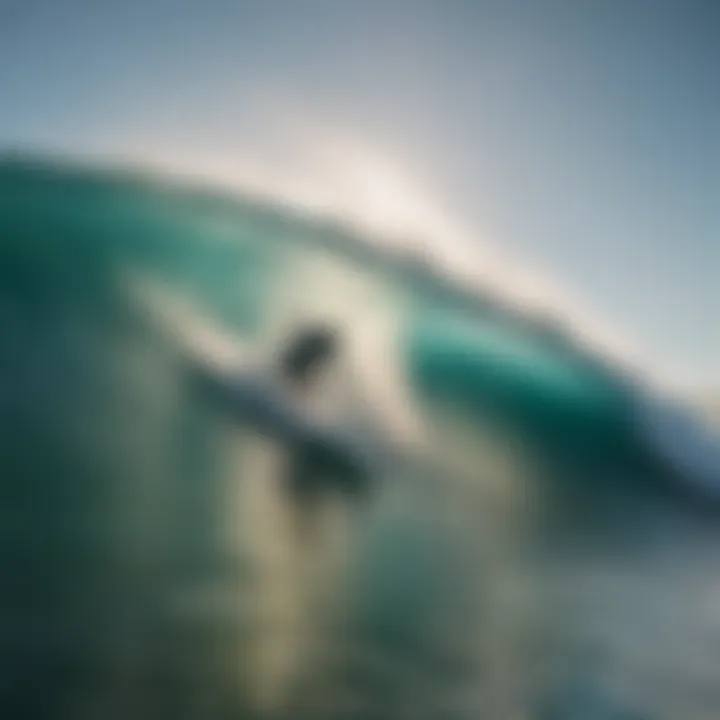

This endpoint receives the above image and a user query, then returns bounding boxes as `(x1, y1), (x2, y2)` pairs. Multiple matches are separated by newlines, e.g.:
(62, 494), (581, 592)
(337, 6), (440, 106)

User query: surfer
(273, 324), (371, 539)
(132, 273), (376, 536)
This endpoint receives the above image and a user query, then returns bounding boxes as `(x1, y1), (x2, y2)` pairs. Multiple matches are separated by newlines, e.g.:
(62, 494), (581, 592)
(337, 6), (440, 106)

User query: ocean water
(2, 159), (720, 720)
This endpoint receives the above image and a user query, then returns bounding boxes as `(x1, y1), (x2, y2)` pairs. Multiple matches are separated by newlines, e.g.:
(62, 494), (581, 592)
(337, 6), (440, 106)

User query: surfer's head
(278, 324), (340, 386)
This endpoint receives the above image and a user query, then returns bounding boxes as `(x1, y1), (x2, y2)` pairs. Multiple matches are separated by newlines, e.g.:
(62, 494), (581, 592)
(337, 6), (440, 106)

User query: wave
(3, 154), (720, 719)
(1, 152), (718, 494)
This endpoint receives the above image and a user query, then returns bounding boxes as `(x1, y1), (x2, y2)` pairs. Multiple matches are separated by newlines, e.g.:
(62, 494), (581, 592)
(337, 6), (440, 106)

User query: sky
(1, 0), (718, 389)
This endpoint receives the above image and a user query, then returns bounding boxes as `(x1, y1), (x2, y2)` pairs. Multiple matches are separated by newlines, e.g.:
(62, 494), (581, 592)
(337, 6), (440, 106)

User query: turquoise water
(2, 159), (720, 720)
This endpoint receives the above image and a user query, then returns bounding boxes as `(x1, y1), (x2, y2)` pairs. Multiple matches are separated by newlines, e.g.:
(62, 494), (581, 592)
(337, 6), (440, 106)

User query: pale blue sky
(1, 0), (718, 386)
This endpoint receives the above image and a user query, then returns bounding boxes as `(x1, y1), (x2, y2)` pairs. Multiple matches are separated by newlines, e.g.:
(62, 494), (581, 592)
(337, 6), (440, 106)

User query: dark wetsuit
(277, 325), (371, 509)
(192, 323), (371, 511)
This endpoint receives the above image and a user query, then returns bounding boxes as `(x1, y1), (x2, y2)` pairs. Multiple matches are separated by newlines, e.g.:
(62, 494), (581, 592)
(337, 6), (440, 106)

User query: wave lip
(634, 389), (720, 496)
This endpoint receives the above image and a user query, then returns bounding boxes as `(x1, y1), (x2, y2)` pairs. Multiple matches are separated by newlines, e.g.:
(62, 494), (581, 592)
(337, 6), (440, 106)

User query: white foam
(113, 120), (651, 384)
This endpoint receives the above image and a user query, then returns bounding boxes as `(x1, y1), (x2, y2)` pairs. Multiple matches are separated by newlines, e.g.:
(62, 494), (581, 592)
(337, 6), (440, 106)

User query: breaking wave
(2, 156), (720, 720)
